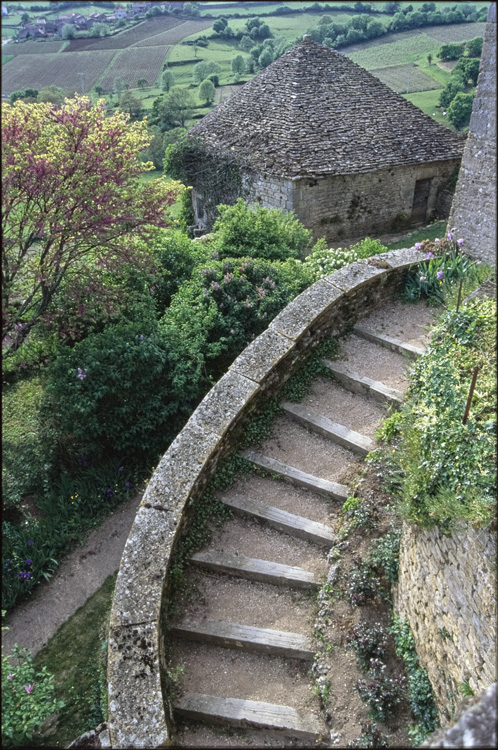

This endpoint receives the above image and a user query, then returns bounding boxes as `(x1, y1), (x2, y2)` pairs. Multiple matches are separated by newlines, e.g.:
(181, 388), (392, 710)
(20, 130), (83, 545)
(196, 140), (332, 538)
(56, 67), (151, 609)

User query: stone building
(187, 36), (464, 243)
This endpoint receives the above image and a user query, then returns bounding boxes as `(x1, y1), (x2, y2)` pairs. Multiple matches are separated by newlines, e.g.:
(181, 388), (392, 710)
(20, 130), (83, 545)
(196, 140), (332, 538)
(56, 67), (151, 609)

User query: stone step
(281, 401), (373, 457)
(240, 449), (349, 501)
(171, 619), (315, 660)
(190, 550), (319, 589)
(323, 359), (404, 406)
(353, 324), (425, 360)
(174, 693), (324, 741)
(221, 494), (336, 546)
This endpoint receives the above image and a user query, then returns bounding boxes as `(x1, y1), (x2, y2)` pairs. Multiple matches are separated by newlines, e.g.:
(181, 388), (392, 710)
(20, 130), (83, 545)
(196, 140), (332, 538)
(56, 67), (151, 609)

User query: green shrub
(211, 198), (312, 261)
(2, 634), (64, 747)
(40, 319), (204, 461)
(304, 237), (387, 281)
(390, 616), (439, 743)
(368, 525), (402, 585)
(394, 298), (496, 529)
(161, 256), (312, 377)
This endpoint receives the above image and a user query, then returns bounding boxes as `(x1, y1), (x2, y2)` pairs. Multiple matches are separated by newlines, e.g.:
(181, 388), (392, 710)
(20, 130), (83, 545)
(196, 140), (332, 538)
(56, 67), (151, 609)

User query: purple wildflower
(7, 674), (14, 681)
(105, 487), (114, 498)
(437, 270), (444, 280)
(415, 242), (422, 251)
(24, 684), (34, 694)
(434, 238), (440, 244)
(426, 252), (435, 259)
(27, 540), (34, 546)
(118, 466), (124, 472)
(77, 367), (86, 380)
(124, 482), (133, 490)
(25, 559), (32, 567)
(457, 238), (464, 247)
(419, 275), (426, 282)
(447, 232), (454, 242)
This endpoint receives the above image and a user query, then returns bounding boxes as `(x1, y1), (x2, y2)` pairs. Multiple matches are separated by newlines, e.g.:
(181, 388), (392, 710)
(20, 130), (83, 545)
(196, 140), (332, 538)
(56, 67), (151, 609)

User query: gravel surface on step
(174, 721), (316, 747)
(357, 297), (438, 348)
(2, 491), (143, 656)
(339, 334), (412, 391)
(203, 516), (329, 580)
(170, 642), (319, 713)
(260, 415), (359, 485)
(301, 377), (387, 439)
(224, 473), (336, 526)
(174, 570), (314, 635)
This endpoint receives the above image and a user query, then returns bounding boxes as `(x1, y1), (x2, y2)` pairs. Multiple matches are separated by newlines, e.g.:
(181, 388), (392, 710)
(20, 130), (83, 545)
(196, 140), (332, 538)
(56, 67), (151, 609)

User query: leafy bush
(346, 621), (389, 670)
(394, 297), (496, 530)
(368, 525), (402, 585)
(390, 616), (439, 743)
(212, 198), (312, 261)
(161, 256), (312, 377)
(347, 558), (382, 607)
(304, 237), (387, 281)
(2, 636), (64, 747)
(40, 319), (204, 461)
(348, 721), (390, 748)
(354, 659), (407, 724)
(447, 92), (474, 130)
(375, 411), (403, 443)
(404, 238), (480, 304)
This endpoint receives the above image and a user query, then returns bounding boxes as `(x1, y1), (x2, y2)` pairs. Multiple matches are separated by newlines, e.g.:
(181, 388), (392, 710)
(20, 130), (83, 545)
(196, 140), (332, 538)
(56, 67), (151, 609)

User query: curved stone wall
(106, 248), (423, 749)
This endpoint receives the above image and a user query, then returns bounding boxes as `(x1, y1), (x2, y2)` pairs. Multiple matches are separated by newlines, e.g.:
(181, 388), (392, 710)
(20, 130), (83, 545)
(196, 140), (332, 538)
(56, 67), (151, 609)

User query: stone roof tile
(188, 37), (464, 178)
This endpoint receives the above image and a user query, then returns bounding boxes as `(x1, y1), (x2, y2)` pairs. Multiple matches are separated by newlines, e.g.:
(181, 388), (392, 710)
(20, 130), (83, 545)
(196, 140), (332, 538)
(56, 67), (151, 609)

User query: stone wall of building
(106, 248), (424, 749)
(291, 159), (459, 244)
(447, 4), (496, 264)
(394, 522), (496, 725)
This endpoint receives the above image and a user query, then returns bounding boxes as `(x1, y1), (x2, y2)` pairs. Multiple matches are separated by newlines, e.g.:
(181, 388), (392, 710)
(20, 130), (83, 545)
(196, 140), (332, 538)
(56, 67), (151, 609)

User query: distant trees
(90, 22), (110, 38)
(114, 77), (125, 97)
(152, 88), (196, 130)
(455, 57), (480, 86)
(231, 54), (245, 80)
(192, 60), (221, 85)
(95, 85), (104, 96)
(199, 78), (215, 104)
(466, 36), (483, 58)
(37, 85), (66, 107)
(137, 78), (148, 89)
(61, 23), (76, 39)
(9, 88), (39, 104)
(119, 90), (142, 118)
(161, 69), (175, 92)
(447, 91), (474, 130)
(437, 43), (465, 61)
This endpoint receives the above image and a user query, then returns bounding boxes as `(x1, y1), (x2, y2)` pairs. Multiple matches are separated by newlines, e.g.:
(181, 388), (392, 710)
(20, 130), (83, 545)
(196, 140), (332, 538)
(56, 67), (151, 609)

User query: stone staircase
(166, 300), (435, 747)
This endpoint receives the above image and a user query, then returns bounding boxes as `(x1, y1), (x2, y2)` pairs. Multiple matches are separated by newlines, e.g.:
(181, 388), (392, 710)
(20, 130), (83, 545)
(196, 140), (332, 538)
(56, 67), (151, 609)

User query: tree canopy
(2, 96), (181, 353)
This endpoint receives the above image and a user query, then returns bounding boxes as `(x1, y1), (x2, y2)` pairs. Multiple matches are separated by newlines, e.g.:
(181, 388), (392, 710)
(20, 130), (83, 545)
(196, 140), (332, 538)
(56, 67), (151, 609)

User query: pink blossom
(24, 684), (34, 694)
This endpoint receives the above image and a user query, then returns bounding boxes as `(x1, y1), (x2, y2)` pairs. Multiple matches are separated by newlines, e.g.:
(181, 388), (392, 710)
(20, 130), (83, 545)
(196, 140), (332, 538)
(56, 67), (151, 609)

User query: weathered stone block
(108, 621), (168, 749)
(269, 279), (342, 341)
(230, 327), (295, 382)
(192, 369), (260, 437)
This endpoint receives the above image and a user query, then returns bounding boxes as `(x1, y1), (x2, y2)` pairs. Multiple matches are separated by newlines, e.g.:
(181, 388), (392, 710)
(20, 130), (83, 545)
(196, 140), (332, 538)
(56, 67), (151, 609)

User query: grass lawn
(2, 54), (14, 64)
(402, 90), (455, 129)
(30, 574), (116, 748)
(346, 33), (443, 69)
(383, 220), (447, 250)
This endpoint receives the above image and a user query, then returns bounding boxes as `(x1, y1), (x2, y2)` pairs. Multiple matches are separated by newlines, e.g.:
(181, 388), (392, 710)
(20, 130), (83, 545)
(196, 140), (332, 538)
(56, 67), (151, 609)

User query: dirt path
(3, 491), (143, 657)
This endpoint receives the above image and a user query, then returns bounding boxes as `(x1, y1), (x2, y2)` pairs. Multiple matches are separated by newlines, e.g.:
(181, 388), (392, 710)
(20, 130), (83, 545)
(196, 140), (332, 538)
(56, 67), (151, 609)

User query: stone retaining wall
(107, 248), (424, 748)
(394, 522), (496, 725)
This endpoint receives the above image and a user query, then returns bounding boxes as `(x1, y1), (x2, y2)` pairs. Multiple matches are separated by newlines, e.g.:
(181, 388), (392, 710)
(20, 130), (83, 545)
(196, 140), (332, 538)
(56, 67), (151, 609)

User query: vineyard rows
(2, 40), (64, 56)
(133, 18), (213, 47)
(63, 17), (186, 52)
(371, 64), (442, 94)
(423, 21), (487, 43)
(98, 46), (168, 92)
(1, 50), (116, 95)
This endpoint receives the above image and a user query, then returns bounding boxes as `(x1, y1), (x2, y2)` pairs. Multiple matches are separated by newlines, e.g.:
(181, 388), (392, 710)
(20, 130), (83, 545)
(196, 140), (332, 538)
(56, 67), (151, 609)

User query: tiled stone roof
(188, 37), (464, 178)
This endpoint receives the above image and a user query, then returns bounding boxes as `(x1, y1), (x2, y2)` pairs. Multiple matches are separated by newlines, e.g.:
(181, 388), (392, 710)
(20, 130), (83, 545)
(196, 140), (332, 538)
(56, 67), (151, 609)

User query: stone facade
(394, 522), (496, 725)
(448, 4), (496, 265)
(238, 160), (460, 245)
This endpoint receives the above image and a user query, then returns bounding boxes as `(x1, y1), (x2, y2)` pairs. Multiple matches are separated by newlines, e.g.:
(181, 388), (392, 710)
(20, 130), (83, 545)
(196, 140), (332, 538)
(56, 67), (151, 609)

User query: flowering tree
(2, 96), (182, 354)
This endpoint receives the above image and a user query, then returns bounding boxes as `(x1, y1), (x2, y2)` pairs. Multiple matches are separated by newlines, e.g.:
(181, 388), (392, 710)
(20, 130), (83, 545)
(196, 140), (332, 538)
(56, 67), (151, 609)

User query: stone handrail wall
(394, 522), (496, 725)
(106, 248), (425, 748)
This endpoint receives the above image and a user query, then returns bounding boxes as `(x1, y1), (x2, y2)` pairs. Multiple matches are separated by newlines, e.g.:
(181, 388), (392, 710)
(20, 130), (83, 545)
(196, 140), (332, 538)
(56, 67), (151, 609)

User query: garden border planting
(107, 247), (425, 748)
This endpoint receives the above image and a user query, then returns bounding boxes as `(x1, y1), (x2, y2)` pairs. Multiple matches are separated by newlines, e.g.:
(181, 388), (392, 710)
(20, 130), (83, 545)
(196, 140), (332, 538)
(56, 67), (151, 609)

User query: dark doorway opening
(411, 178), (432, 223)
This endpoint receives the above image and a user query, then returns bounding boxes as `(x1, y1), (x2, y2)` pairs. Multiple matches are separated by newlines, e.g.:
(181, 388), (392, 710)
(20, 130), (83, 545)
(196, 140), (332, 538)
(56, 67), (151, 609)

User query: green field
(2, 54), (14, 65)
(346, 33), (443, 69)
(403, 90), (452, 128)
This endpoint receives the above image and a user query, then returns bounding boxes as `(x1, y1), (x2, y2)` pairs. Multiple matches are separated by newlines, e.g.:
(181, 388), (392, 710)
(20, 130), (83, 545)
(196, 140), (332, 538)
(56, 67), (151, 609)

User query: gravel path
(3, 491), (143, 656)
